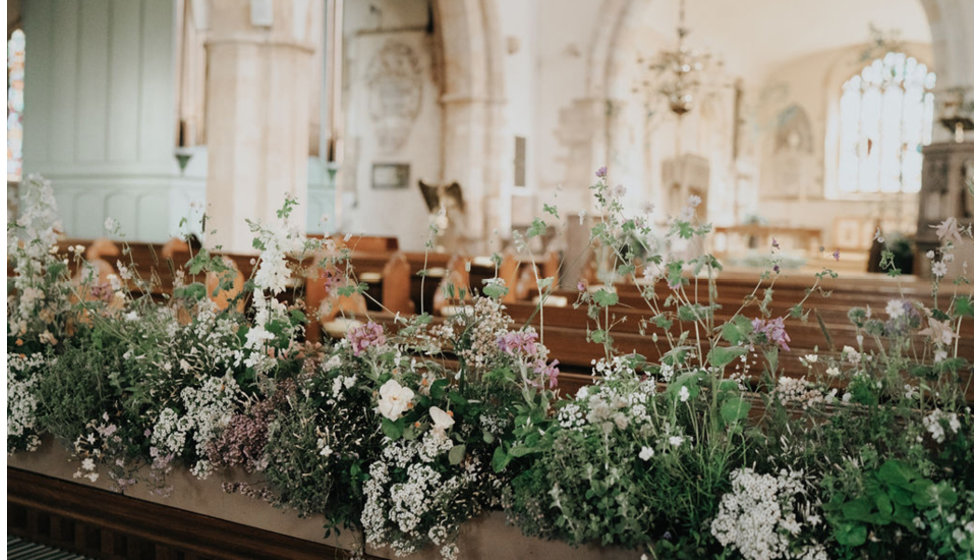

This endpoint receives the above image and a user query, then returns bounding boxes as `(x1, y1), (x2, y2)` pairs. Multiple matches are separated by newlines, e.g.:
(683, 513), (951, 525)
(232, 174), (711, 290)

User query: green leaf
(448, 444), (466, 465)
(430, 379), (449, 400)
(590, 329), (609, 344)
(877, 460), (914, 490)
(835, 523), (868, 547)
(708, 346), (747, 368)
(482, 282), (509, 300)
(591, 289), (619, 307)
(174, 282), (207, 301)
(491, 446), (511, 473)
(381, 418), (403, 440)
(874, 494), (893, 517)
(952, 296), (974, 317)
(721, 315), (753, 345)
(841, 498), (874, 522)
(527, 218), (547, 238)
(483, 431), (495, 444)
(720, 396), (750, 424)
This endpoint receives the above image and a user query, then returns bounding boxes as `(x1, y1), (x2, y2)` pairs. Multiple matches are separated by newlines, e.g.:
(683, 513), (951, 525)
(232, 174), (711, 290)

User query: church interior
(5, 1), (976, 559)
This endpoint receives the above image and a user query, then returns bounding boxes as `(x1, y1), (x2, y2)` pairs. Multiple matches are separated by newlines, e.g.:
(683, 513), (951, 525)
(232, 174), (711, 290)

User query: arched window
(7, 29), (25, 182)
(836, 52), (934, 194)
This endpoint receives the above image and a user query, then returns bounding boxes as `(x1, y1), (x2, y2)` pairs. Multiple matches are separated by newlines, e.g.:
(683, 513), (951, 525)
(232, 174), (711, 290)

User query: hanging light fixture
(637, 0), (714, 117)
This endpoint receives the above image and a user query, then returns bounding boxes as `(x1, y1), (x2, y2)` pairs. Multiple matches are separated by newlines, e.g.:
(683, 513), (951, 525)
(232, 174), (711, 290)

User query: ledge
(8, 442), (639, 560)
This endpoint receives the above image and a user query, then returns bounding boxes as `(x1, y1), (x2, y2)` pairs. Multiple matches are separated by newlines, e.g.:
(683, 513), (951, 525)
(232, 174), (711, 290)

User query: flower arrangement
(7, 172), (974, 559)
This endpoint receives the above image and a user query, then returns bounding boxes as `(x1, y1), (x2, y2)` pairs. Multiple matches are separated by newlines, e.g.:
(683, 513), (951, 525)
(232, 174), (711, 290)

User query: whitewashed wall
(22, 0), (182, 241)
(338, 0), (440, 251)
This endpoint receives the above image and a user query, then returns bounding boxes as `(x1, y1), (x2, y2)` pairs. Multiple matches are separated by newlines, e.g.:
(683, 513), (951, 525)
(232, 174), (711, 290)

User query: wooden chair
(205, 256), (246, 312)
(432, 255), (471, 316)
(381, 252), (415, 315)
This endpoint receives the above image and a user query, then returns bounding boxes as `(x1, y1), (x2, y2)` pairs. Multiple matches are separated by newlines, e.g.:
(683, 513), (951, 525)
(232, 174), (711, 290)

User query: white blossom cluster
(7, 352), (46, 452)
(711, 468), (827, 560)
(923, 409), (961, 444)
(774, 377), (833, 409)
(150, 372), (239, 478)
(243, 288), (296, 374)
(361, 434), (493, 560)
(561, 380), (656, 437)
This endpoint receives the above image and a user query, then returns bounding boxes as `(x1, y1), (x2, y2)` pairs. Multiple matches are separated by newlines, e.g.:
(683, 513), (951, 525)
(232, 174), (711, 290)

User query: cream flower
(919, 317), (955, 347)
(378, 379), (415, 421)
(934, 217), (962, 245)
(429, 406), (455, 436)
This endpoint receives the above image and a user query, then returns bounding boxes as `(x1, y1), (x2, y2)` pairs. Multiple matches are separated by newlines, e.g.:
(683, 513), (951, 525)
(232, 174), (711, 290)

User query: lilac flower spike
(752, 317), (791, 352)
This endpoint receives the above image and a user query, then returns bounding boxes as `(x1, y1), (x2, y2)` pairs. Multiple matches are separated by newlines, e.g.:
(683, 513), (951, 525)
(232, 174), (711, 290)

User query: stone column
(203, 0), (316, 253)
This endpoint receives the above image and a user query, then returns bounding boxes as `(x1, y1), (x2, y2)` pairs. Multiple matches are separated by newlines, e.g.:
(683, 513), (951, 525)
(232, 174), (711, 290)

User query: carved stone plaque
(367, 40), (423, 154)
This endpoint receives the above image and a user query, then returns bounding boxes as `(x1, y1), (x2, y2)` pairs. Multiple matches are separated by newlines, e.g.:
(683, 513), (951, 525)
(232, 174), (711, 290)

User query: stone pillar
(203, 0), (316, 253)
(920, 0), (974, 144)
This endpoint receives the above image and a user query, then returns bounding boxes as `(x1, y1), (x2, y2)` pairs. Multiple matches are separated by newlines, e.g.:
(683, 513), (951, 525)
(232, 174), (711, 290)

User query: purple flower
(752, 317), (791, 351)
(533, 358), (560, 389)
(773, 264), (780, 273)
(347, 321), (386, 356)
(832, 249), (840, 262)
(595, 166), (607, 179)
(771, 238), (779, 249)
(497, 330), (539, 356)
(577, 281), (587, 292)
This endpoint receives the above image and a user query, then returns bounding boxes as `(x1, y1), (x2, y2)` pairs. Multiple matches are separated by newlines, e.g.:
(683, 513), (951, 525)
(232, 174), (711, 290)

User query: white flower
(668, 435), (684, 447)
(932, 260), (948, 278)
(678, 385), (690, 403)
(842, 346), (861, 365)
(104, 217), (119, 232)
(924, 409), (961, 443)
(688, 194), (702, 208)
(934, 349), (948, 363)
(82, 458), (96, 471)
(885, 299), (905, 320)
(926, 250), (935, 259)
(378, 379), (415, 421)
(324, 355), (342, 371)
(638, 446), (654, 461)
(804, 354), (818, 363)
(826, 366), (840, 377)
(429, 406), (455, 436)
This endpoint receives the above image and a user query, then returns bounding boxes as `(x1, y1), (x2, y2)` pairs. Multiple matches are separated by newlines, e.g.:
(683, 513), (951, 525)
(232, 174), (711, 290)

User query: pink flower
(771, 238), (780, 249)
(498, 330), (539, 356)
(752, 317), (791, 351)
(347, 322), (386, 356)
(595, 166), (607, 178)
(533, 358), (560, 389)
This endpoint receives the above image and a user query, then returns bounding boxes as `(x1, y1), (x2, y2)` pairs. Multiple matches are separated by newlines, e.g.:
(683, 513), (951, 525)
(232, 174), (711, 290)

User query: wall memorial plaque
(371, 163), (411, 190)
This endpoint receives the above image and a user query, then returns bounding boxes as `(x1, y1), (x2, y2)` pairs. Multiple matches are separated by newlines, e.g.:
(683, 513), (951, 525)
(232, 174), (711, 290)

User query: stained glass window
(8, 29), (25, 182)
(836, 52), (934, 194)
